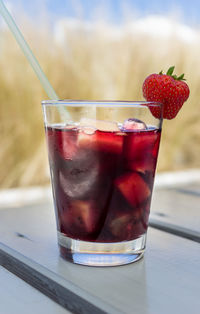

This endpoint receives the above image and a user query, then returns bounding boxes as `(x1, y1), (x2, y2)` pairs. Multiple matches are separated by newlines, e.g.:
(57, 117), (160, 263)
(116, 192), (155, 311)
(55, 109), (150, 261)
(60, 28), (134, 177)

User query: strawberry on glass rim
(142, 66), (190, 119)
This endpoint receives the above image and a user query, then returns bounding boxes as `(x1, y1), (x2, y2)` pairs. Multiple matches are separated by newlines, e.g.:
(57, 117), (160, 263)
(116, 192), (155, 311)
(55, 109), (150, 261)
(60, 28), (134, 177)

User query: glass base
(58, 232), (146, 266)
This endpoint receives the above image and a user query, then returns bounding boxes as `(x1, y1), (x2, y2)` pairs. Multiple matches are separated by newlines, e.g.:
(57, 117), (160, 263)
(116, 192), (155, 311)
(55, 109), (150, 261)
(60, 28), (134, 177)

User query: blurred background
(0, 0), (200, 188)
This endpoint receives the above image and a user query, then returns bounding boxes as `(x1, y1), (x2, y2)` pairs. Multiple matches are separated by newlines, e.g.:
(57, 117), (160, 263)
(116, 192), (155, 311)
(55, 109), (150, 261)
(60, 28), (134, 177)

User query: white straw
(0, 1), (71, 119)
(0, 0), (59, 100)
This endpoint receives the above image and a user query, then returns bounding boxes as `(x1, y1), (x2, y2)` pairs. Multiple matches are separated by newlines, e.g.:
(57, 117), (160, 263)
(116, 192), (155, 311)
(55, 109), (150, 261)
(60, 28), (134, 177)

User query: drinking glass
(42, 100), (163, 266)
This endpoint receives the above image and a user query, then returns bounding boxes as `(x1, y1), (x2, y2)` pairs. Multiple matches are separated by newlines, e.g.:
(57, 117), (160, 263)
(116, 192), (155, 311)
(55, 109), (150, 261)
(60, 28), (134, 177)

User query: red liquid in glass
(46, 125), (161, 242)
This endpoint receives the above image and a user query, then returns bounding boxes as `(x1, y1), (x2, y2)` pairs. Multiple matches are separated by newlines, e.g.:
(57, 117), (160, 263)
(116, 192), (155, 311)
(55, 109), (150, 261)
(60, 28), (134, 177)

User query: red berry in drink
(60, 200), (98, 236)
(123, 129), (161, 173)
(115, 172), (150, 208)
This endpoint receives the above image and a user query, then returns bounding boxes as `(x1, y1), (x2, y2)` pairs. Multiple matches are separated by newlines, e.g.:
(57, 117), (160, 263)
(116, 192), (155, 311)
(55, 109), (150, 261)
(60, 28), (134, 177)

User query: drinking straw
(0, 0), (58, 99)
(0, 1), (71, 119)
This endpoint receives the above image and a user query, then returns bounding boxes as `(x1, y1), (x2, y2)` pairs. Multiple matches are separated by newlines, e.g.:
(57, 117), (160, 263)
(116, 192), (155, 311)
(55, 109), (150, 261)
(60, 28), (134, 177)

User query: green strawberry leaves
(163, 66), (186, 81)
(166, 66), (175, 76)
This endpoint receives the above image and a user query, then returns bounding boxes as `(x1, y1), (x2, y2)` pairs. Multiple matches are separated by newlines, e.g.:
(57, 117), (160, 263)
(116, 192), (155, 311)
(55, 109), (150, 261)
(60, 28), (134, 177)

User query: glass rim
(41, 99), (163, 108)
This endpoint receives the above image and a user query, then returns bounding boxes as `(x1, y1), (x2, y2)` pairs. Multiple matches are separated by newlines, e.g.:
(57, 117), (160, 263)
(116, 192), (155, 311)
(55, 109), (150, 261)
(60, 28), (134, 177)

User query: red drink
(46, 123), (161, 243)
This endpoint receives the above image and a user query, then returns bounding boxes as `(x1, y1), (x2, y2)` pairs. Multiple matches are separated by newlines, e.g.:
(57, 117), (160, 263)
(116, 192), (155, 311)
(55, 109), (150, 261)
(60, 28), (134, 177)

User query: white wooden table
(150, 182), (200, 241)
(0, 184), (200, 314)
(0, 266), (70, 314)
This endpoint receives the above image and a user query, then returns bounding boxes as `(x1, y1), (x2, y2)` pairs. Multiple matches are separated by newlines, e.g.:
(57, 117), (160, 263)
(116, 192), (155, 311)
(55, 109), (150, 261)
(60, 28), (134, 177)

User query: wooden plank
(0, 203), (200, 314)
(150, 183), (200, 236)
(0, 265), (70, 314)
(0, 203), (119, 314)
(0, 243), (114, 314)
(149, 218), (200, 242)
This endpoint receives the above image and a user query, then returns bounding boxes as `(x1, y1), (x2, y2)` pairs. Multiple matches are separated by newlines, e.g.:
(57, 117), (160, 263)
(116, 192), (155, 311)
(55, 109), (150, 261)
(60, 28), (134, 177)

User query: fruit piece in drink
(123, 128), (161, 174)
(60, 200), (101, 239)
(115, 172), (151, 208)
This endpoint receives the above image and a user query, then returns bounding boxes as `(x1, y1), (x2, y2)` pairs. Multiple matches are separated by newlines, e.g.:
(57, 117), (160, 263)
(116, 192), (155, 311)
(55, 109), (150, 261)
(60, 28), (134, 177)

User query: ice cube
(122, 118), (147, 131)
(78, 127), (123, 154)
(64, 125), (77, 130)
(59, 169), (98, 198)
(59, 150), (100, 198)
(80, 118), (120, 132)
(82, 126), (97, 135)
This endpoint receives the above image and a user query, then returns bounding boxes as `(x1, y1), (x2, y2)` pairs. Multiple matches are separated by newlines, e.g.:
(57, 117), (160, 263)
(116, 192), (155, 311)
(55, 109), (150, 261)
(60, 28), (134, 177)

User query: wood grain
(0, 203), (199, 314)
(0, 265), (70, 314)
(150, 183), (200, 237)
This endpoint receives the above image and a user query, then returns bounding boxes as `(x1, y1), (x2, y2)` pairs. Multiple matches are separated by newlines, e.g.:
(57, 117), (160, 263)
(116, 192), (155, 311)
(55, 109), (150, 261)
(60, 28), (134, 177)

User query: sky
(4, 0), (200, 27)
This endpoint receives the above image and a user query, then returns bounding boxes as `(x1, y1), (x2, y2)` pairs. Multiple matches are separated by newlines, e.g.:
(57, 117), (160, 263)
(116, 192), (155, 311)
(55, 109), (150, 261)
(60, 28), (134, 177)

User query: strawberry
(109, 213), (146, 241)
(142, 66), (190, 119)
(60, 200), (100, 237)
(115, 172), (151, 208)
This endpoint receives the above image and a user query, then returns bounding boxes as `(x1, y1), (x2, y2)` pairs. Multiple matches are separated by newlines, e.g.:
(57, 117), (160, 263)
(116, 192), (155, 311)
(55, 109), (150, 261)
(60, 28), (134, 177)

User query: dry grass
(0, 18), (200, 188)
